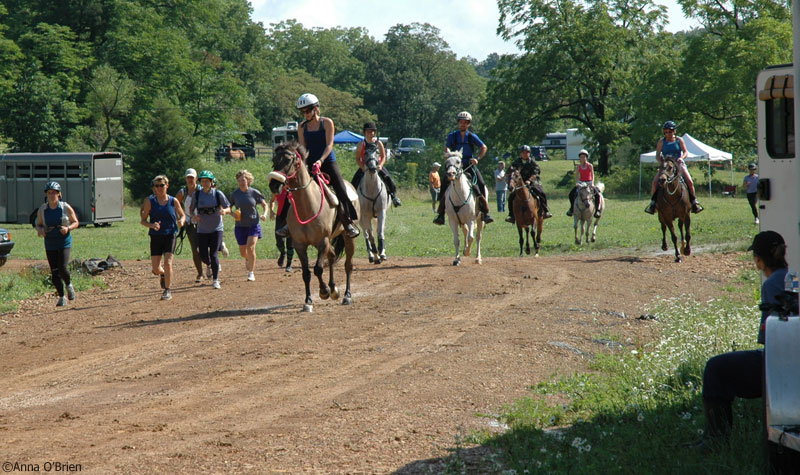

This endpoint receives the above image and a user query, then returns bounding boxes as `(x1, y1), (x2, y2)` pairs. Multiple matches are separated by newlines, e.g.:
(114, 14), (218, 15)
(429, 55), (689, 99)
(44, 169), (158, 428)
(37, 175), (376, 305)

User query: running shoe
(247, 272), (255, 281)
(161, 289), (172, 301)
(56, 296), (67, 307)
(67, 283), (76, 301)
(195, 274), (203, 283)
(221, 242), (229, 257)
(212, 280), (221, 289)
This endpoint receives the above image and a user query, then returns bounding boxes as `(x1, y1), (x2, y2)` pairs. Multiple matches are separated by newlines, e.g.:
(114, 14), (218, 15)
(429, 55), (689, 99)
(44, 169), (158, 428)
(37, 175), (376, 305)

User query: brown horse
(268, 141), (359, 312)
(509, 170), (542, 257)
(226, 143), (246, 161)
(655, 160), (691, 262)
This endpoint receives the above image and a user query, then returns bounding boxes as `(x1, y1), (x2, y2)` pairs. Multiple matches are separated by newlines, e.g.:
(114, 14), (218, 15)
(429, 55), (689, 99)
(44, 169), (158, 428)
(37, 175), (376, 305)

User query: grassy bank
(464, 263), (764, 473)
(0, 265), (105, 313)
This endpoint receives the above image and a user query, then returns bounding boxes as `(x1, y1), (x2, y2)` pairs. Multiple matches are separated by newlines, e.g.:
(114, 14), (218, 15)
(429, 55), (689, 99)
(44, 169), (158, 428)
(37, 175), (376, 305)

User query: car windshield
(399, 139), (425, 149)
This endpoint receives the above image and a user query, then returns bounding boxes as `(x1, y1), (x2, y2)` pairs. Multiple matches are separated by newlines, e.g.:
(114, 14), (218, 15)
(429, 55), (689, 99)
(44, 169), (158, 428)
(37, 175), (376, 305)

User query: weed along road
(0, 253), (748, 472)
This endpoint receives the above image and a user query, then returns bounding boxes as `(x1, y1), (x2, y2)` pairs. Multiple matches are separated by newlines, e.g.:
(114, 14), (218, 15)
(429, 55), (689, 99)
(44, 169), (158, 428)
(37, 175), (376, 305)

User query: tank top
(302, 118), (336, 165)
(148, 195), (178, 236)
(43, 202), (72, 251)
(578, 163), (593, 182)
(662, 138), (681, 159)
(359, 138), (379, 166)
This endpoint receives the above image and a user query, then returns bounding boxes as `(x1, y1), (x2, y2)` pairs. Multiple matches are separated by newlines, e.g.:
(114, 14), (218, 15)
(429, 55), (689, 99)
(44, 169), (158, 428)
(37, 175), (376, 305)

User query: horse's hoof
(534, 253), (540, 258)
(320, 288), (330, 300)
(675, 257), (682, 263)
(330, 286), (340, 300)
(342, 297), (352, 306)
(476, 258), (482, 265)
(453, 260), (460, 266)
(373, 258), (381, 265)
(661, 244), (668, 251)
(525, 247), (531, 255)
(302, 304), (313, 313)
(575, 239), (581, 245)
(368, 256), (374, 263)
(380, 254), (387, 262)
(591, 237), (596, 243)
(684, 247), (691, 256)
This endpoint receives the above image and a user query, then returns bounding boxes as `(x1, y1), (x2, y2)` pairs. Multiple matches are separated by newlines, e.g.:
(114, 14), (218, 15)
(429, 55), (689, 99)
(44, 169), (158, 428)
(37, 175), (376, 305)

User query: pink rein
(282, 151), (329, 225)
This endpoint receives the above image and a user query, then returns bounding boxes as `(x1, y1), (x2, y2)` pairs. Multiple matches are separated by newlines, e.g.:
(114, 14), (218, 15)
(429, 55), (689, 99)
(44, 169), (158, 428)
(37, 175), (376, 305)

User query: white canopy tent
(638, 133), (734, 198)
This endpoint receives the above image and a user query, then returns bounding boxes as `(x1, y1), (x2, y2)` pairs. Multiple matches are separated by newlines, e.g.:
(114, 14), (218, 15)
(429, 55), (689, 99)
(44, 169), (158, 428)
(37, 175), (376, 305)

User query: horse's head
(576, 182), (593, 203)
(444, 150), (463, 182)
(364, 147), (380, 173)
(658, 159), (678, 187)
(269, 141), (306, 194)
(509, 169), (524, 189)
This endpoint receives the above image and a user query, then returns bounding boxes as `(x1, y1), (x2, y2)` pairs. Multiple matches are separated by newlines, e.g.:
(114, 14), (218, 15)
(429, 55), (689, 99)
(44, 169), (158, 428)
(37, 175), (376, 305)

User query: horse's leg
(377, 210), (387, 262)
(534, 217), (542, 257)
(517, 224), (524, 257)
(296, 245), (314, 312)
(661, 221), (668, 251)
(667, 221), (680, 262)
(316, 237), (331, 299)
(574, 215), (581, 245)
(683, 215), (691, 256)
(584, 215), (591, 244)
(450, 218), (461, 266)
(327, 238), (340, 300)
(591, 214), (599, 243)
(342, 235), (355, 305)
(474, 218), (483, 264)
(463, 220), (473, 257)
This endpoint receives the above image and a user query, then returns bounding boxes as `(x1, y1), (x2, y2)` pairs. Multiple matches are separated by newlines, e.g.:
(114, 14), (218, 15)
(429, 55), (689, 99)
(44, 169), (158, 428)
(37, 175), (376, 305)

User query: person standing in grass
(743, 163), (760, 225)
(494, 161), (507, 212)
(689, 230), (788, 450)
(35, 181), (79, 307)
(176, 168), (204, 283)
(190, 170), (230, 289)
(140, 175), (186, 301)
(429, 162), (441, 213)
(230, 169), (269, 282)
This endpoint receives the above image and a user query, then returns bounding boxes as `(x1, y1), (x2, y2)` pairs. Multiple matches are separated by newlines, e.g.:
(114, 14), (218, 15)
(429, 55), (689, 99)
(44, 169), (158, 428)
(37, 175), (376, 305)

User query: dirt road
(0, 252), (747, 473)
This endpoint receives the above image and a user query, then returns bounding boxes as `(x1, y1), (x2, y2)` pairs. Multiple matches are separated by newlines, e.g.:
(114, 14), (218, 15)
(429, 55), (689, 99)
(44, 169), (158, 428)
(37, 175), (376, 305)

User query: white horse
(358, 147), (389, 263)
(573, 182), (605, 245)
(443, 151), (485, 266)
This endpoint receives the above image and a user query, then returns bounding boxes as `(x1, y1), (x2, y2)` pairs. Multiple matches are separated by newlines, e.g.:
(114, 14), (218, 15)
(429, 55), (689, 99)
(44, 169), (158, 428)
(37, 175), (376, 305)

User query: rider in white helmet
(434, 111), (494, 225)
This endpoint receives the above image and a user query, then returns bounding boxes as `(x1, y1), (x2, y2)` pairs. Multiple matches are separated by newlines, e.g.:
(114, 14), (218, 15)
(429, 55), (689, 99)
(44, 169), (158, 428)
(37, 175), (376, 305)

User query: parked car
(531, 146), (549, 161)
(395, 138), (426, 157)
(0, 227), (13, 267)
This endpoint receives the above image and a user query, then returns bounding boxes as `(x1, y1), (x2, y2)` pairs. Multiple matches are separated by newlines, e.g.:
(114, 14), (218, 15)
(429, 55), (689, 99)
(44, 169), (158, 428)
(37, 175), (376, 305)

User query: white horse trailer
(754, 4), (800, 469)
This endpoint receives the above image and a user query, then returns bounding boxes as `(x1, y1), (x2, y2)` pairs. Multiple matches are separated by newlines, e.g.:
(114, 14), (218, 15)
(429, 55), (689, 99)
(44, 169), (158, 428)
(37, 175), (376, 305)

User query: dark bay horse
(268, 142), (359, 312)
(655, 160), (691, 262)
(509, 170), (542, 257)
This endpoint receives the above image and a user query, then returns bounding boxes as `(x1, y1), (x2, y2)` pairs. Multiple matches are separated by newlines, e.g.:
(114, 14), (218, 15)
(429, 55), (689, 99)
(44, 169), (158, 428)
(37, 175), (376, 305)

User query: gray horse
(573, 182), (605, 245)
(358, 148), (389, 263)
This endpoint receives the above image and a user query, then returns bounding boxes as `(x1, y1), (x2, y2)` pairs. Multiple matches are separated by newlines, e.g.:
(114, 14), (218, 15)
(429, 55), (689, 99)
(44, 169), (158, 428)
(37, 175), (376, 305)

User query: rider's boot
(644, 191), (658, 214)
(566, 188), (576, 216)
(391, 193), (403, 207)
(433, 198), (446, 225)
(505, 193), (515, 223)
(593, 193), (602, 218)
(540, 198), (553, 219)
(478, 196), (494, 224)
(340, 204), (360, 238)
(689, 191), (704, 213)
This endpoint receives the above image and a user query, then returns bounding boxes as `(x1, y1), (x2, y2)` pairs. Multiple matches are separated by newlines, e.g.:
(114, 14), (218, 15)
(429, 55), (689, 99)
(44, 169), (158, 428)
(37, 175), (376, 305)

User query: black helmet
(748, 162), (757, 170)
(363, 121), (377, 131)
(662, 121), (677, 130)
(520, 145), (531, 152)
(45, 181), (61, 192)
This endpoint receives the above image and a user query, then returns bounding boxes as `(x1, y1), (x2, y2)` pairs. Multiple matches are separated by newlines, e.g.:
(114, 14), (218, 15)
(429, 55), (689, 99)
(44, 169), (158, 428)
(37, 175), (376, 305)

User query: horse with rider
(505, 145), (552, 224)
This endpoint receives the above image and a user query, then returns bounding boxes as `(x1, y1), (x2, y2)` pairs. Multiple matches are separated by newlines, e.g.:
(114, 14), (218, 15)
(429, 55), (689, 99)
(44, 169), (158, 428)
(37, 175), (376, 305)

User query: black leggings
(703, 349), (763, 402)
(275, 211), (293, 254)
(46, 248), (72, 297)
(747, 192), (759, 219)
(198, 231), (223, 280)
(351, 168), (398, 195)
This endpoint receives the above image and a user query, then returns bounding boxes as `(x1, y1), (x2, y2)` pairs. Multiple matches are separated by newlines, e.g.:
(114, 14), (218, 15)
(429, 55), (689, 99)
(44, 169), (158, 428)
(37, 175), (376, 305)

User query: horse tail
(332, 234), (346, 263)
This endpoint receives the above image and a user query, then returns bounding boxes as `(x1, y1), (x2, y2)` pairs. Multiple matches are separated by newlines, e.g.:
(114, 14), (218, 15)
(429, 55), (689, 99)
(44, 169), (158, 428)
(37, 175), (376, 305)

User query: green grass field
(4, 159), (758, 262)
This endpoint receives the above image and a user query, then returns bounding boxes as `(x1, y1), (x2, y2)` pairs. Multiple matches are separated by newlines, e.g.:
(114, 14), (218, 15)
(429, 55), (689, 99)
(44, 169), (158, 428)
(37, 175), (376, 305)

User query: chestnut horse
(226, 143), (246, 161)
(268, 142), (359, 312)
(655, 160), (691, 262)
(509, 170), (542, 257)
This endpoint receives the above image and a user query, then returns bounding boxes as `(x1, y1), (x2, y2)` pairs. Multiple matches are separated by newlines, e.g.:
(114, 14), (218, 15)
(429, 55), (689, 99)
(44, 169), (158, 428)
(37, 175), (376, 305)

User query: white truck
(754, 4), (800, 470)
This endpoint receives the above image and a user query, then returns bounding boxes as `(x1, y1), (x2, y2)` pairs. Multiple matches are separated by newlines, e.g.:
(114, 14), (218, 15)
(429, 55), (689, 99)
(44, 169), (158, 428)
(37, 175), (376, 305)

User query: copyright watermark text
(3, 461), (82, 472)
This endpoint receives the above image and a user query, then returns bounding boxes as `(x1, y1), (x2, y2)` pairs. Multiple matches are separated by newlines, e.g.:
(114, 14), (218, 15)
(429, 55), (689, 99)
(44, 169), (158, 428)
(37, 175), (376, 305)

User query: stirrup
(345, 223), (360, 238)
(566, 209), (573, 217)
(482, 214), (494, 224)
(542, 211), (553, 219)
(391, 196), (402, 207)
(505, 216), (515, 224)
(692, 202), (704, 214)
(275, 225), (289, 237)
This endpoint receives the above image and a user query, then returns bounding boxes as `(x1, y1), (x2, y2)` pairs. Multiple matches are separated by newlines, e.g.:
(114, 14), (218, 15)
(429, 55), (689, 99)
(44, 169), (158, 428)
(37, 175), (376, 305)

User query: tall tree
(86, 64), (136, 151)
(485, 0), (665, 174)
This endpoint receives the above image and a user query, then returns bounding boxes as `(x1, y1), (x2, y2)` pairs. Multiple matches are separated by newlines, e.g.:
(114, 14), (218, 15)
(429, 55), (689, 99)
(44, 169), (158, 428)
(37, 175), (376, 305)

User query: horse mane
(444, 150), (462, 166)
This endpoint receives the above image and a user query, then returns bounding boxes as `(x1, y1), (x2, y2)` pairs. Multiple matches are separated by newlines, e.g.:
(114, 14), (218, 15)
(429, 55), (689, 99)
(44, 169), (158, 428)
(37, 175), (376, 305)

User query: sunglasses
(153, 183), (166, 188)
(301, 106), (315, 114)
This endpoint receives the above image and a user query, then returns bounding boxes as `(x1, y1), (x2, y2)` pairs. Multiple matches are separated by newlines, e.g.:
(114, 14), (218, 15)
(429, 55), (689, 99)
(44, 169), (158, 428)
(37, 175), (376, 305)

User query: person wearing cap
(35, 181), (80, 307)
(645, 121), (703, 214)
(688, 231), (788, 450)
(278, 93), (359, 238)
(743, 163), (760, 224)
(176, 168), (204, 282)
(230, 169), (269, 282)
(494, 161), (507, 212)
(140, 175), (186, 301)
(351, 122), (402, 207)
(429, 162), (441, 212)
(566, 149), (601, 218)
(189, 170), (231, 289)
(435, 111), (494, 225)
(504, 145), (552, 224)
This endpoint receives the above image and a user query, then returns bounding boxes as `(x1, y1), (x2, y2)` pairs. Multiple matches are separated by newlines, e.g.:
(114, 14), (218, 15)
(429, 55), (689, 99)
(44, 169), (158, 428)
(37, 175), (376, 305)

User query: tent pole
(639, 161), (642, 199)
(708, 161), (712, 197)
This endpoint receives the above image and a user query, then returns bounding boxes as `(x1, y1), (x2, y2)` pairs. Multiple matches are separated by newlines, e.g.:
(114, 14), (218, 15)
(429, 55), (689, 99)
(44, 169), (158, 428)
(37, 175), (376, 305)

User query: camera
(198, 207), (217, 215)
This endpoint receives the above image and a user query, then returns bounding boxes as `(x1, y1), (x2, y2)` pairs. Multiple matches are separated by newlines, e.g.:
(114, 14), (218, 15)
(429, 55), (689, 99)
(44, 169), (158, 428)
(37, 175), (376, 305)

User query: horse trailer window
(765, 97), (795, 159)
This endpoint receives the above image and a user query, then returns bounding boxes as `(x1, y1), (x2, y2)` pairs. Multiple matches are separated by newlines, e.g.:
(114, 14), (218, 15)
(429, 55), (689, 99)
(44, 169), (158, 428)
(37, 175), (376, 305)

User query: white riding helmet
(579, 149), (589, 157)
(296, 93), (319, 110)
(456, 111), (472, 122)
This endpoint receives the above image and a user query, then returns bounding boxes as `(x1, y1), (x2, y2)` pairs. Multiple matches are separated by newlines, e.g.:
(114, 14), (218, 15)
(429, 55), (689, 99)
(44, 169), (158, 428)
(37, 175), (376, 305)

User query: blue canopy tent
(333, 130), (364, 144)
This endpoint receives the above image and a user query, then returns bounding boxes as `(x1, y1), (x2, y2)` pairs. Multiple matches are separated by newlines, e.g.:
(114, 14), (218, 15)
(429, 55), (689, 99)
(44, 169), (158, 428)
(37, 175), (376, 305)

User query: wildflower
(637, 413), (644, 422)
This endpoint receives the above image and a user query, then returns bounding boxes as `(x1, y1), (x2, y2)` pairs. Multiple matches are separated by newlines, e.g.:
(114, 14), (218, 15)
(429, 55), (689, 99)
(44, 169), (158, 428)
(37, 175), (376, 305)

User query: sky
(251, 0), (701, 60)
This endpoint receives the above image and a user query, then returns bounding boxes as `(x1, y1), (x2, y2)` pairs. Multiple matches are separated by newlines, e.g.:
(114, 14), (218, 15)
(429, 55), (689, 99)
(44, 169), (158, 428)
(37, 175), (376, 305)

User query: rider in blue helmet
(645, 121), (703, 214)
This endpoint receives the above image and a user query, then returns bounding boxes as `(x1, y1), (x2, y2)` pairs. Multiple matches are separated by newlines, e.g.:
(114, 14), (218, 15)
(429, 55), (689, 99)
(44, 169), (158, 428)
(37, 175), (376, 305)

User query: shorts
(234, 224), (262, 245)
(150, 234), (177, 256)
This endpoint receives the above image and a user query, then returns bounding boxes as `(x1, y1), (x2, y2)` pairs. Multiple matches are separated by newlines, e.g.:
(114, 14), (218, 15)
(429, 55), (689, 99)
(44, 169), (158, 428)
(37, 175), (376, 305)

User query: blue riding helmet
(45, 181), (61, 192)
(520, 145), (531, 152)
(662, 121), (677, 130)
